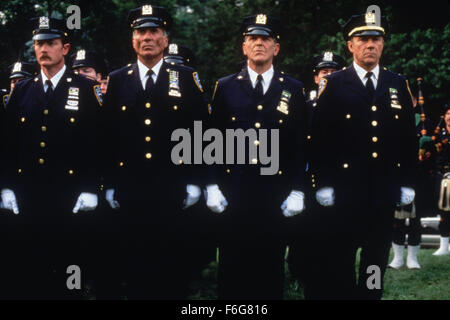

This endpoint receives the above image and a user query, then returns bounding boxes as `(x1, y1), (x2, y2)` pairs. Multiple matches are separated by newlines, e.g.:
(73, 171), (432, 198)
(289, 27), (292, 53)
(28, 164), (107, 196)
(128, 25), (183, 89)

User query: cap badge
(255, 14), (267, 25)
(365, 12), (376, 24)
(76, 50), (86, 60)
(323, 52), (333, 62)
(12, 62), (22, 73)
(142, 5), (153, 15)
(39, 16), (49, 29)
(168, 44), (178, 55)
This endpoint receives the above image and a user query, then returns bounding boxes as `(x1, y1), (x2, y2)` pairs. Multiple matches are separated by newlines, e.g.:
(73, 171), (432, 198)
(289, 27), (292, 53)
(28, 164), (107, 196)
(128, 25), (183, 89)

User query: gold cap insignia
(255, 14), (267, 25)
(365, 12), (376, 24)
(142, 5), (153, 15)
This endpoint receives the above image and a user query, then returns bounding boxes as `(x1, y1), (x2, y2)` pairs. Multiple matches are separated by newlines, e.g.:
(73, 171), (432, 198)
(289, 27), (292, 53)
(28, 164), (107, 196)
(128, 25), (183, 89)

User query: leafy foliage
(0, 0), (448, 113)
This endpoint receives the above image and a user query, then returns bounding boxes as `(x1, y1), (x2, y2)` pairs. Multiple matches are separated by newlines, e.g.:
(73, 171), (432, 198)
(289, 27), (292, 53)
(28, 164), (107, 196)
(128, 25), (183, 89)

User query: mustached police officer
(0, 16), (102, 299)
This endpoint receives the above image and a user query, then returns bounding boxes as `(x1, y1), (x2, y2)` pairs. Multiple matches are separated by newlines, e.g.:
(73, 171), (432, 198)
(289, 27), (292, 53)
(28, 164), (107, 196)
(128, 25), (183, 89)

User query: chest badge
(65, 87), (79, 111)
(389, 88), (402, 109)
(168, 69), (181, 97)
(276, 90), (291, 115)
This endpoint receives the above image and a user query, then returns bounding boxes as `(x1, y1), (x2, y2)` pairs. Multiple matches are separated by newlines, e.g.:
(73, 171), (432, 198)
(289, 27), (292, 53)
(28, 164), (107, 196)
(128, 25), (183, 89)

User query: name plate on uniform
(65, 87), (80, 111)
(389, 88), (402, 109)
(276, 90), (291, 115)
(168, 70), (181, 97)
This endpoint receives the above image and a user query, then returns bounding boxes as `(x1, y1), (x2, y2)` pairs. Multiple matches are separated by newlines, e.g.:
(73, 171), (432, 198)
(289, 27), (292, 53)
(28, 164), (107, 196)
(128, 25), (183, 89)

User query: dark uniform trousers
(287, 97), (317, 284)
(209, 67), (308, 300)
(102, 61), (208, 299)
(0, 69), (101, 299)
(307, 65), (417, 300)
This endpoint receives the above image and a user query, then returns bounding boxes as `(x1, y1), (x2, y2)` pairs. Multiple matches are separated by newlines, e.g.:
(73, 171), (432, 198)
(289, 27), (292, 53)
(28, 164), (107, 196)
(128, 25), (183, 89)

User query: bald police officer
(308, 6), (417, 299)
(102, 4), (208, 299)
(0, 16), (102, 299)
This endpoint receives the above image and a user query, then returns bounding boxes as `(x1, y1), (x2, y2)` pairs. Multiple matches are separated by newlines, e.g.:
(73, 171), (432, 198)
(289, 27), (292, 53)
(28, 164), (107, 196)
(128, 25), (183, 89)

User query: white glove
(73, 192), (98, 213)
(281, 190), (305, 217)
(183, 184), (201, 209)
(205, 184), (228, 213)
(105, 188), (120, 209)
(400, 187), (415, 206)
(316, 187), (335, 207)
(0, 188), (19, 214)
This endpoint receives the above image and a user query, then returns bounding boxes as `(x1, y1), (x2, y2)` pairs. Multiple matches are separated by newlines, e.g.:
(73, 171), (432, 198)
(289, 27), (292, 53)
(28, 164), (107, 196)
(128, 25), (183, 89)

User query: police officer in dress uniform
(2, 61), (36, 109)
(71, 48), (115, 297)
(287, 51), (344, 284)
(306, 52), (345, 126)
(70, 49), (106, 83)
(0, 17), (102, 299)
(8, 61), (36, 92)
(102, 4), (208, 299)
(308, 6), (417, 299)
(206, 14), (308, 299)
(164, 43), (195, 67)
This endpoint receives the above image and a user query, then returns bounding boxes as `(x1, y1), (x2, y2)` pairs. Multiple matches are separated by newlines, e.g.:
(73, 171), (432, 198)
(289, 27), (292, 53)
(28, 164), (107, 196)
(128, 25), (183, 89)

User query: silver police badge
(142, 5), (153, 15)
(39, 16), (49, 29)
(12, 62), (22, 73)
(169, 44), (178, 55)
(323, 52), (333, 62)
(76, 50), (86, 61)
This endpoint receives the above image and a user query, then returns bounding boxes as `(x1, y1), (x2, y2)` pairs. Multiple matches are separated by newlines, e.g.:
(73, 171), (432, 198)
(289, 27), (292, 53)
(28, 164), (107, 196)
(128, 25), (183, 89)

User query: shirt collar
(41, 64), (66, 88)
(247, 64), (274, 87)
(137, 58), (163, 83)
(353, 61), (379, 81)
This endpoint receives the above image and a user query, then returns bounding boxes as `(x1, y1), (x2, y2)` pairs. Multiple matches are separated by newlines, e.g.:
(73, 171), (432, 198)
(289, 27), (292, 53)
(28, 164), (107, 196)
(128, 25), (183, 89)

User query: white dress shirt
(247, 64), (274, 95)
(42, 64), (66, 92)
(137, 58), (163, 90)
(353, 61), (379, 89)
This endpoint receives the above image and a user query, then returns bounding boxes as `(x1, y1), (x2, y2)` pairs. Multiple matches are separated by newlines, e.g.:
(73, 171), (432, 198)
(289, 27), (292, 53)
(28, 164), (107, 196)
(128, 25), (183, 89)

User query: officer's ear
(162, 29), (169, 48)
(273, 41), (280, 57)
(62, 42), (70, 56)
(347, 39), (354, 54)
(314, 74), (320, 85)
(242, 37), (249, 57)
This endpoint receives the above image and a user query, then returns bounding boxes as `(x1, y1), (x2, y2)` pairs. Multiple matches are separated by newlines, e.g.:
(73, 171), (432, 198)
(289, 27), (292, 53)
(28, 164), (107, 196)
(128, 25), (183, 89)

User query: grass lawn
(188, 248), (450, 300)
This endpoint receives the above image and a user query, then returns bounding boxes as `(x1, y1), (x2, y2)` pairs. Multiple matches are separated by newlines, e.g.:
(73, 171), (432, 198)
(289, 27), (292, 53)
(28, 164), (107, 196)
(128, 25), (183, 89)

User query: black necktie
(145, 70), (155, 93)
(365, 72), (375, 100)
(255, 74), (264, 97)
(45, 80), (53, 102)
